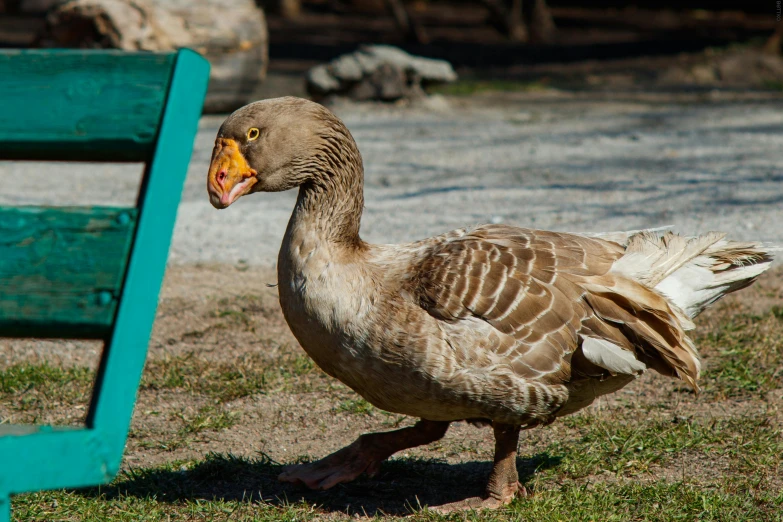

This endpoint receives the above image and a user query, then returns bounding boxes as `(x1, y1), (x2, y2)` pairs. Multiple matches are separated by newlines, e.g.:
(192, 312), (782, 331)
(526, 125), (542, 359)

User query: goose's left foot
(432, 423), (526, 513)
(279, 419), (449, 490)
(432, 482), (528, 513)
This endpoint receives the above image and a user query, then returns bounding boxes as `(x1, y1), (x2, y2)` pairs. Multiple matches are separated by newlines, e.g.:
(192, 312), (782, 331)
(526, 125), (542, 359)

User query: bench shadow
(77, 452), (561, 516)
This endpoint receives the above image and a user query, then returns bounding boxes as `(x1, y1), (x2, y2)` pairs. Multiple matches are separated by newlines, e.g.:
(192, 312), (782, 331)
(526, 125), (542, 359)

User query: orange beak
(207, 138), (258, 209)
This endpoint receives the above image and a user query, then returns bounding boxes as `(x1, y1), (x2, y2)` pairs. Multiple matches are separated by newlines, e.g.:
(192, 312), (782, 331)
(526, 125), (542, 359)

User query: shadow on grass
(78, 452), (561, 516)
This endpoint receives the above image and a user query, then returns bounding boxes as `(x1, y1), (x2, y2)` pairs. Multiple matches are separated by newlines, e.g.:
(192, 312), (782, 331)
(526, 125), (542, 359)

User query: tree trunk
(385, 0), (429, 44)
(481, 0), (527, 42)
(527, 0), (555, 43)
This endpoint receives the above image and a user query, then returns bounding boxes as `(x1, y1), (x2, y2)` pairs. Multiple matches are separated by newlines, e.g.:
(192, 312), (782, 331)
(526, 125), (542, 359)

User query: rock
(349, 63), (411, 101)
(307, 65), (340, 92)
(329, 54), (364, 82)
(690, 64), (718, 84)
(358, 45), (456, 83)
(657, 64), (718, 86)
(306, 45), (457, 102)
(43, 0), (268, 113)
(717, 52), (783, 85)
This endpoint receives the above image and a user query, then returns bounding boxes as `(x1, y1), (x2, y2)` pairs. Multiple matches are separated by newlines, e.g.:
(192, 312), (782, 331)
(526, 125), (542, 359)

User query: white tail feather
(611, 230), (775, 319)
(563, 228), (772, 408)
(588, 225), (675, 246)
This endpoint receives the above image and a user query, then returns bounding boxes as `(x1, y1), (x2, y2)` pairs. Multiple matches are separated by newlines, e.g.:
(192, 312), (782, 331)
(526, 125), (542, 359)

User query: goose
(206, 96), (773, 511)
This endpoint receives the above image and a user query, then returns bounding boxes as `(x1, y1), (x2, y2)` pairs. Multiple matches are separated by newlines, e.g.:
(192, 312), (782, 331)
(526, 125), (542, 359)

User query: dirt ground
(2, 261), (781, 516)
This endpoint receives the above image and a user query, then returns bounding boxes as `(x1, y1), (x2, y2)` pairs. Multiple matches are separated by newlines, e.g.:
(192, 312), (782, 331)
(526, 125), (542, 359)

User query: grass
(198, 294), (275, 334)
(0, 362), (93, 396)
(507, 480), (782, 522)
(550, 413), (781, 478)
(0, 350), (321, 423)
(136, 406), (241, 452)
(697, 306), (783, 399)
(13, 489), (315, 522)
(0, 362), (94, 423)
(336, 397), (377, 416)
(10, 404), (782, 519)
(11, 461), (782, 521)
(177, 406), (239, 435)
(141, 351), (322, 401)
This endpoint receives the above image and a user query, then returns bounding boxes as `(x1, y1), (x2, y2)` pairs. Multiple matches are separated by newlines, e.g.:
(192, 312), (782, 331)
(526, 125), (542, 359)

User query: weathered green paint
(0, 49), (210, 517)
(86, 48), (210, 470)
(0, 206), (136, 339)
(0, 428), (113, 495)
(0, 50), (174, 162)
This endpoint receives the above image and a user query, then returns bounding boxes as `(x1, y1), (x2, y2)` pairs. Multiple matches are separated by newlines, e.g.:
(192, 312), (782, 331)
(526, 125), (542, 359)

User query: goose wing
(410, 225), (700, 392)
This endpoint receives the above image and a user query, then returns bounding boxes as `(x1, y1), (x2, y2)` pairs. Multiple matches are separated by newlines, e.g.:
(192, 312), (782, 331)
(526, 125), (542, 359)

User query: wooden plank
(0, 206), (137, 339)
(87, 49), (210, 470)
(0, 50), (174, 162)
(0, 50), (208, 507)
(0, 427), (114, 496)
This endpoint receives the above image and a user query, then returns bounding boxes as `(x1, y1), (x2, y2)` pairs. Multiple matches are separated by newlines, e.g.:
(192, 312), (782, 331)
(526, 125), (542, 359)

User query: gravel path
(5, 92), (783, 267)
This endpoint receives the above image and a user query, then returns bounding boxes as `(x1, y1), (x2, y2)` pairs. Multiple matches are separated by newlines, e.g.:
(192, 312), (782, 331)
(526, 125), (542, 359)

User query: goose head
(207, 96), (349, 209)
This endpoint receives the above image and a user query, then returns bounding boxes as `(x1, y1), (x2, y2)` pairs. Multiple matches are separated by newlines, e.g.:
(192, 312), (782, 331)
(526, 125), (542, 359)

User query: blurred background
(2, 0), (783, 265)
(3, 0), (783, 263)
(1, 0), (781, 111)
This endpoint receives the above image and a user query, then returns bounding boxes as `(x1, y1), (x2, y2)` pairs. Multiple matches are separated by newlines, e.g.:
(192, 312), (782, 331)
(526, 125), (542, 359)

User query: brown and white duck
(206, 96), (773, 511)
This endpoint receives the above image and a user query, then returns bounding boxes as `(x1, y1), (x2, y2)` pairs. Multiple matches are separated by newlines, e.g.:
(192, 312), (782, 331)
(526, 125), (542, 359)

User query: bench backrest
(0, 49), (209, 520)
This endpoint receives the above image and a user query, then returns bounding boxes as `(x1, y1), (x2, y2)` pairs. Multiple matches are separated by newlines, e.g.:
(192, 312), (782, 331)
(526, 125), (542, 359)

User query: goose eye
(247, 128), (260, 141)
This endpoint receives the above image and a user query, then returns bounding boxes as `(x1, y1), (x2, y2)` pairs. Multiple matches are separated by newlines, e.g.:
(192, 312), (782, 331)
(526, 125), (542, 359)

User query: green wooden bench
(0, 48), (210, 521)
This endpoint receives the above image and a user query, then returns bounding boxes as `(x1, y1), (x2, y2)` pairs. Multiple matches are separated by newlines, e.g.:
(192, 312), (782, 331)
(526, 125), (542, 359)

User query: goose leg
(279, 419), (450, 490)
(434, 423), (526, 512)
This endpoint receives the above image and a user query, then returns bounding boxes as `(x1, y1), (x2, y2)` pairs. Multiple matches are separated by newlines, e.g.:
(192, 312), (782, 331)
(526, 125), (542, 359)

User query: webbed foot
(278, 419), (450, 490)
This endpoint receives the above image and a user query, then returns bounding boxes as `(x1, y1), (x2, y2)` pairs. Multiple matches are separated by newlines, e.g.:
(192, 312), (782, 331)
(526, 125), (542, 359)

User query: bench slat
(0, 50), (174, 162)
(0, 206), (137, 338)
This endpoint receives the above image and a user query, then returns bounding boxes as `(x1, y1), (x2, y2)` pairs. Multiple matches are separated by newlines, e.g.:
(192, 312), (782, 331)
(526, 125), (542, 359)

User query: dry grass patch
(697, 306), (783, 400)
(0, 362), (93, 425)
(141, 351), (326, 401)
(545, 411), (781, 480)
